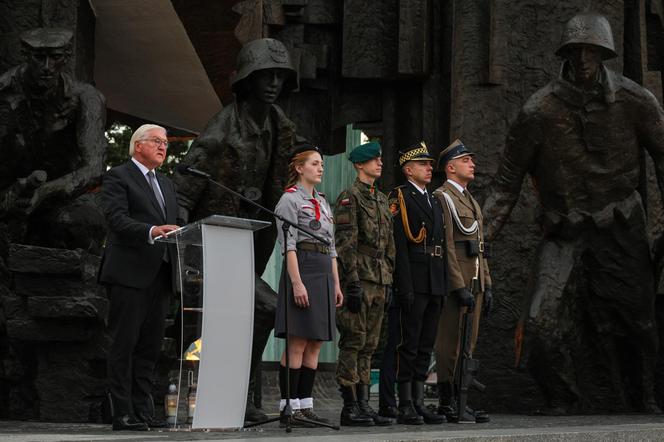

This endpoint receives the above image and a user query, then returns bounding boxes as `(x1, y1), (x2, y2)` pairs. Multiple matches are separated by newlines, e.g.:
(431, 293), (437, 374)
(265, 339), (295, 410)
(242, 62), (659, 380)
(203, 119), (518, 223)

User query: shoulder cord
(437, 190), (479, 236)
(397, 187), (427, 244)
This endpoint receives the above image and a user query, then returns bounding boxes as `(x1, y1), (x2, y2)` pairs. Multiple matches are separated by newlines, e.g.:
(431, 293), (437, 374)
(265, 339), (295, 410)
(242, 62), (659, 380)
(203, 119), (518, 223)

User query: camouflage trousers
(336, 281), (387, 386)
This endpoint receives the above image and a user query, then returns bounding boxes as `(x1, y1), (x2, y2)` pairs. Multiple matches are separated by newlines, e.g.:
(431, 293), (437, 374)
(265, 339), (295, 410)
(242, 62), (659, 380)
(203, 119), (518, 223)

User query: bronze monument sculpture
(0, 28), (107, 251)
(174, 37), (299, 422)
(484, 12), (664, 413)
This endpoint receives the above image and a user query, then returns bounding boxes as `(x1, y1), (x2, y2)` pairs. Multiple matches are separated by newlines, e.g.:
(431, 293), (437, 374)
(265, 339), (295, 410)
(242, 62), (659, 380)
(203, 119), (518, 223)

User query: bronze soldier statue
(334, 142), (395, 427)
(173, 38), (298, 422)
(0, 28), (107, 251)
(484, 12), (664, 413)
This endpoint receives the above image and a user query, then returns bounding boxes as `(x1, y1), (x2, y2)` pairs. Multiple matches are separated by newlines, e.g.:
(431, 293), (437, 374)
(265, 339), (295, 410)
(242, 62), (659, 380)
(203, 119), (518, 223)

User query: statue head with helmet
(555, 12), (617, 86)
(229, 38), (298, 104)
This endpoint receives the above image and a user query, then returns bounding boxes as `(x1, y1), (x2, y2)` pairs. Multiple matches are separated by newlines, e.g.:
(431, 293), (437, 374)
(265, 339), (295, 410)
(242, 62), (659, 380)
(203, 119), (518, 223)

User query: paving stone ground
(3, 370), (664, 441)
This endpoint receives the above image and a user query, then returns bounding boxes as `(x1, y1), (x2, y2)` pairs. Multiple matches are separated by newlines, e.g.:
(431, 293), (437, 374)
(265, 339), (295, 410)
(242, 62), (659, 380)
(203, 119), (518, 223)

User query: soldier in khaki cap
(433, 139), (491, 423)
(334, 142), (395, 427)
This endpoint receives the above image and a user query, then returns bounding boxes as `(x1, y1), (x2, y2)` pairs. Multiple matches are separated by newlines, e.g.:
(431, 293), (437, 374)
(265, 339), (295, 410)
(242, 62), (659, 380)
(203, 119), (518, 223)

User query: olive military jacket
(434, 181), (491, 293)
(334, 178), (395, 286)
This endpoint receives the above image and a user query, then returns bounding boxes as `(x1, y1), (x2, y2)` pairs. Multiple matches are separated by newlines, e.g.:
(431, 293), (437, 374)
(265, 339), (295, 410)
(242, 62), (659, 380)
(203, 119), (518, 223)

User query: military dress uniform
(382, 143), (447, 425)
(334, 142), (395, 426)
(433, 140), (491, 423)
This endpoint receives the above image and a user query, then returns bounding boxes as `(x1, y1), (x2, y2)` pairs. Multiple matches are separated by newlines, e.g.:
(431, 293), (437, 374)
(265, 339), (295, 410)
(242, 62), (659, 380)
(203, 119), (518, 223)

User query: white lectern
(157, 215), (270, 429)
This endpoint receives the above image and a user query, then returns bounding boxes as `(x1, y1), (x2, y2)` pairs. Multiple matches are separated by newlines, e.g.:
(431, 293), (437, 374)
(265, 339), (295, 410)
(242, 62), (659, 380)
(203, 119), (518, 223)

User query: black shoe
(112, 415), (149, 431)
(356, 384), (392, 426)
(397, 403), (424, 425)
(412, 381), (445, 424)
(300, 407), (331, 424)
(397, 382), (424, 425)
(244, 401), (268, 422)
(136, 411), (168, 428)
(378, 405), (399, 419)
(280, 409), (316, 428)
(339, 385), (375, 427)
(466, 405), (490, 423)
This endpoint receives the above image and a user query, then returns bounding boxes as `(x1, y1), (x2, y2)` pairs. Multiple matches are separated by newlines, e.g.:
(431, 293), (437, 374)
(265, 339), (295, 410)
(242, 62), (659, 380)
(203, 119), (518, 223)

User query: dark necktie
(147, 171), (166, 217)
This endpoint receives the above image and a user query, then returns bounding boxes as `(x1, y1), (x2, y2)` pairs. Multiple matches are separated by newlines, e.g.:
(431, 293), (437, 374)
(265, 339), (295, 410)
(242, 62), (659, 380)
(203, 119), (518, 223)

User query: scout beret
(398, 141), (434, 166)
(348, 142), (382, 164)
(21, 28), (73, 50)
(438, 139), (474, 169)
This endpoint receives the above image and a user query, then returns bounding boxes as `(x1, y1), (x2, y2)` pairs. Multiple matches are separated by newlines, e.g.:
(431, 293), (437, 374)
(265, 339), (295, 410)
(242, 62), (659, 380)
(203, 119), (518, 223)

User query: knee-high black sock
(280, 365), (301, 400)
(298, 366), (317, 400)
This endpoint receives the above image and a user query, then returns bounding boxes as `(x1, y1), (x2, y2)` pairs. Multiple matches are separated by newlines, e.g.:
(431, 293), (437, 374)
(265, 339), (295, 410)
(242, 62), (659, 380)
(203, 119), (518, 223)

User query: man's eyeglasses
(141, 138), (169, 148)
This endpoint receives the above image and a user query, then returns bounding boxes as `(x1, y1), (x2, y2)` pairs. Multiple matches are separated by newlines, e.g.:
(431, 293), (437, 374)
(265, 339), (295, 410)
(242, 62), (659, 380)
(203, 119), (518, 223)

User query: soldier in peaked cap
(173, 38), (300, 422)
(378, 142), (447, 425)
(334, 142), (395, 427)
(433, 139), (491, 423)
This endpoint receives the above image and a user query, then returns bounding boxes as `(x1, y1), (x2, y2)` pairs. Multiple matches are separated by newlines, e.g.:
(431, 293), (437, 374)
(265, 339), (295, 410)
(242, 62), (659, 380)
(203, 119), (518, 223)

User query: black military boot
(437, 382), (457, 421)
(244, 377), (268, 422)
(413, 381), (445, 424)
(356, 384), (392, 426)
(339, 385), (374, 427)
(397, 382), (424, 425)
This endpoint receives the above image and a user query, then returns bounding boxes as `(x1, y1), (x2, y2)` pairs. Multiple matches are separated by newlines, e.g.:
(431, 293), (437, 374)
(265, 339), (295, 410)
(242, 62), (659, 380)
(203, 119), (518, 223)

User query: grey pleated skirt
(274, 249), (336, 341)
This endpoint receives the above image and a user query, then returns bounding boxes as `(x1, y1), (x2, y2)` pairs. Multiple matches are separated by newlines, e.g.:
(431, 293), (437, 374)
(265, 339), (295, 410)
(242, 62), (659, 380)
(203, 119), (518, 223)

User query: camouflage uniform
(335, 178), (395, 386)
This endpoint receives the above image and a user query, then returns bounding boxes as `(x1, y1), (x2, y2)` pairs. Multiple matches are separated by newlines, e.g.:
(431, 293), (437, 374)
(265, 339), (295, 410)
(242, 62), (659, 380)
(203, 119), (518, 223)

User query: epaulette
(285, 186), (297, 193)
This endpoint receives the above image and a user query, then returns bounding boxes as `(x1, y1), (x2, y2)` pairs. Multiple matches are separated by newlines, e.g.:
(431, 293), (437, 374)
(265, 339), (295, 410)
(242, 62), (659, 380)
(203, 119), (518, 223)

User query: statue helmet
(556, 12), (617, 60)
(230, 38), (298, 93)
(20, 28), (73, 52)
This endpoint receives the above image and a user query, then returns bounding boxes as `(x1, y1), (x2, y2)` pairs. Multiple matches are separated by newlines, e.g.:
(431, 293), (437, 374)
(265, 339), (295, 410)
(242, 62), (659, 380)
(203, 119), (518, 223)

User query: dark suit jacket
(98, 160), (178, 290)
(392, 181), (447, 297)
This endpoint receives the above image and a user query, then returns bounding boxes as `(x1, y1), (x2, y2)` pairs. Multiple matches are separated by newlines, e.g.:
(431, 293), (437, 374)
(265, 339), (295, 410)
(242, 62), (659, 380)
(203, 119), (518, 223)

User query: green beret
(348, 142), (382, 164)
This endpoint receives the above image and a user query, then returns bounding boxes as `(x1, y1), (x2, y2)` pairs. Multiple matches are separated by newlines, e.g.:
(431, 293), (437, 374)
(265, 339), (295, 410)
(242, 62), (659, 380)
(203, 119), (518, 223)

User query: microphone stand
(181, 168), (339, 432)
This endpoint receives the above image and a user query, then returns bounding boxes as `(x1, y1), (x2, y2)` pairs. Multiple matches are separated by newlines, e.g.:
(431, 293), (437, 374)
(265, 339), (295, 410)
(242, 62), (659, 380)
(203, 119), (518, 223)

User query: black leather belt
(412, 245), (444, 257)
(297, 242), (331, 255)
(455, 240), (486, 253)
(358, 244), (384, 258)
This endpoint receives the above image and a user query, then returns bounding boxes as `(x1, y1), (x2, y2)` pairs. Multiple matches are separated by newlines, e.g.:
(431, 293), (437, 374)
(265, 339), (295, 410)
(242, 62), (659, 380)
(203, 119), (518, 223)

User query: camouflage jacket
(334, 178), (395, 286)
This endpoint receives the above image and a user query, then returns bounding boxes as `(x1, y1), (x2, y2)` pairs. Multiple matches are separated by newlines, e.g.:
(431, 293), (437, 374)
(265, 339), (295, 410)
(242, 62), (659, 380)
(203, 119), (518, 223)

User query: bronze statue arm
(483, 111), (539, 241)
(26, 88), (107, 213)
(637, 91), (664, 203)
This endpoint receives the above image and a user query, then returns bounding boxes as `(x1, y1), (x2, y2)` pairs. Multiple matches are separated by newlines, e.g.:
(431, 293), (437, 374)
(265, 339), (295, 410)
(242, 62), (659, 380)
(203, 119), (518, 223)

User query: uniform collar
(553, 62), (617, 106)
(446, 178), (465, 193)
(354, 177), (376, 194)
(408, 180), (428, 195)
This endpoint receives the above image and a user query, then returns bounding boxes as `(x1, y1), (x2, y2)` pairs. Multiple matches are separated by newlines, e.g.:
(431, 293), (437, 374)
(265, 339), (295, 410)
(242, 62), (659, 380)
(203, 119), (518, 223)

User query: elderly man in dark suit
(98, 124), (179, 431)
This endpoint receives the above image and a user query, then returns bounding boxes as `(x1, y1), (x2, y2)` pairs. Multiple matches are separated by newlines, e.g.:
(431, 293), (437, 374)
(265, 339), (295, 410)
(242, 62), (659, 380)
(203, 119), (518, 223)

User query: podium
(157, 215), (270, 429)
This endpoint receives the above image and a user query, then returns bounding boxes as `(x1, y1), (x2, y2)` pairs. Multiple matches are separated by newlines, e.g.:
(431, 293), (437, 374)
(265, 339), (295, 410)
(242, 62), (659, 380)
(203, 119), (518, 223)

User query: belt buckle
(434, 245), (443, 257)
(478, 241), (484, 253)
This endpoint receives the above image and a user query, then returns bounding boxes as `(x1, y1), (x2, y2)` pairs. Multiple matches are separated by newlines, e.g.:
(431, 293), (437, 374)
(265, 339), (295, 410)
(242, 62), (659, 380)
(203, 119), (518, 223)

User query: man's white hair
(129, 124), (167, 156)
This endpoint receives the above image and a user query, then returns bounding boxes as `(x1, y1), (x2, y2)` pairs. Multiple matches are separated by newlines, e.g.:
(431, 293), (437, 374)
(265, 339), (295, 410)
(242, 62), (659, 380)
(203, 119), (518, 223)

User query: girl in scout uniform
(274, 143), (344, 425)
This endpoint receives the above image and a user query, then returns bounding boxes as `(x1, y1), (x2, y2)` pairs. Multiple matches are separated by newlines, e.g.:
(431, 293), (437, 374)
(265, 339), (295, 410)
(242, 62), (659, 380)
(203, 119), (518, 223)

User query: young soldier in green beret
(334, 142), (395, 427)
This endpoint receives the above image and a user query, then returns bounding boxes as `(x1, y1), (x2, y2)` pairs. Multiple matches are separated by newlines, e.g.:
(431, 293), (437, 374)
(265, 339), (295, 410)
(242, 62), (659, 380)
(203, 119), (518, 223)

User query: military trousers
(336, 280), (386, 386)
(435, 290), (484, 383)
(396, 292), (443, 383)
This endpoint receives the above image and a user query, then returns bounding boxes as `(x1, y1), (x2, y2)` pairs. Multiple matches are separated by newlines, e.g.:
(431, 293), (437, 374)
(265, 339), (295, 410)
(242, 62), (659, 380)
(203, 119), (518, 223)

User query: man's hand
(151, 224), (180, 239)
(335, 285), (344, 308)
(454, 287), (475, 311)
(345, 280), (364, 313)
(483, 288), (493, 318)
(399, 290), (415, 313)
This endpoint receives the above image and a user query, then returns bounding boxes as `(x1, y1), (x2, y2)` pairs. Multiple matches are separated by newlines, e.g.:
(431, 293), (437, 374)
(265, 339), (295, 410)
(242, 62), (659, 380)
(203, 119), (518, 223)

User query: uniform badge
(309, 219), (321, 230)
(340, 198), (351, 206)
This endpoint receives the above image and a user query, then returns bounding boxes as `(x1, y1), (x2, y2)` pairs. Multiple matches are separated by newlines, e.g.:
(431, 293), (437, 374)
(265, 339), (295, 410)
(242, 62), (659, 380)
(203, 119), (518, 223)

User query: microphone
(176, 164), (210, 179)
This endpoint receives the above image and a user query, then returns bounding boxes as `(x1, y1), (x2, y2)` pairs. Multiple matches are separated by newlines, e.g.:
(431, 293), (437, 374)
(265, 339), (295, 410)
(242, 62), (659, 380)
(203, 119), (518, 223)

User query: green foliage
(104, 122), (191, 175)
